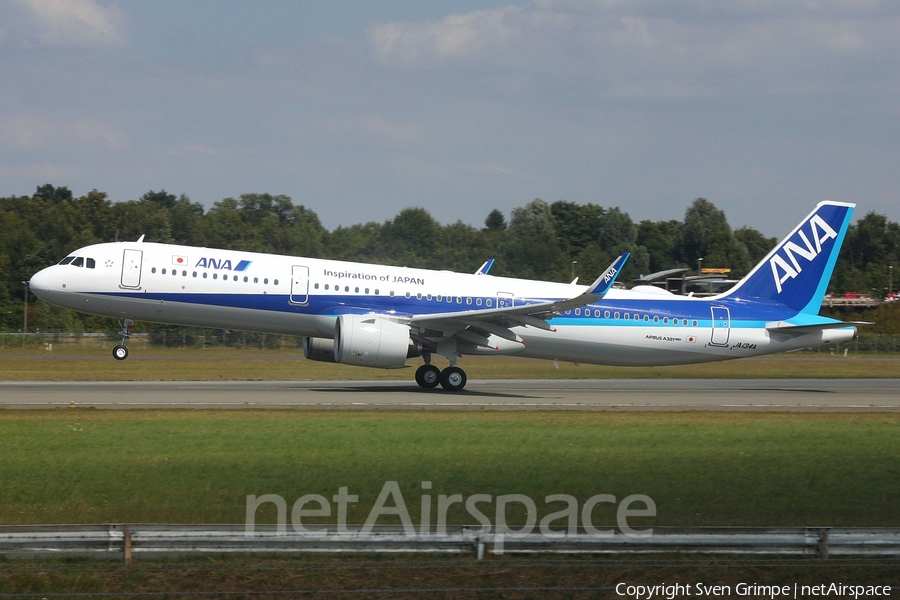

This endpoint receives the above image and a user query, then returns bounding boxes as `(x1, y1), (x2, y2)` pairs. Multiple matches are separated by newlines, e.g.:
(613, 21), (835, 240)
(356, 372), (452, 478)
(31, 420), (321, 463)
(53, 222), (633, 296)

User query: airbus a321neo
(29, 201), (859, 391)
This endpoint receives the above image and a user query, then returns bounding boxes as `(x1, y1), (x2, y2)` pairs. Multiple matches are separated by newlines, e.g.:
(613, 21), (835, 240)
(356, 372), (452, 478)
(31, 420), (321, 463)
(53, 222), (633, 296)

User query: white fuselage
(28, 241), (855, 368)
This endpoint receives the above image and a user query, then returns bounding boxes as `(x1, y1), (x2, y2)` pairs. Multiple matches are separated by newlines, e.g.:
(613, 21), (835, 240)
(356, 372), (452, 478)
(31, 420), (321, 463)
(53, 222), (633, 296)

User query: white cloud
(12, 0), (127, 48)
(323, 115), (422, 147)
(0, 162), (80, 180)
(166, 144), (219, 157)
(369, 6), (573, 67)
(463, 162), (521, 176)
(0, 115), (127, 151)
(367, 2), (900, 99)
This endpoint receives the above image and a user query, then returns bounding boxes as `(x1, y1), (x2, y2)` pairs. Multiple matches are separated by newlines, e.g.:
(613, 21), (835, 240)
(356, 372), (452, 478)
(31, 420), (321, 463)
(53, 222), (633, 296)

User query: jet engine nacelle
(334, 314), (418, 369)
(302, 336), (337, 363)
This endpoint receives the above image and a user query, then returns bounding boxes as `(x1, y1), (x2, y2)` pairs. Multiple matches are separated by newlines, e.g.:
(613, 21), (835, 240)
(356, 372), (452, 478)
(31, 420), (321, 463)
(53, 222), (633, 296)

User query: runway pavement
(0, 379), (897, 411)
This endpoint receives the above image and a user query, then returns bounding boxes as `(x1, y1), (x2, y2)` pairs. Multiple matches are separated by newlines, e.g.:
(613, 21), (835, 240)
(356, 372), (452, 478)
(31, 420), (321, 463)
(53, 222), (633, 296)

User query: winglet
(475, 258), (495, 275)
(585, 253), (630, 298)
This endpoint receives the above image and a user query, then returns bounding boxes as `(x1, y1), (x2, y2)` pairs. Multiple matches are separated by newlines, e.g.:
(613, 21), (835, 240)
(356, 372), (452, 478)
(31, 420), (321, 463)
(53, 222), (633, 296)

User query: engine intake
(333, 314), (416, 369)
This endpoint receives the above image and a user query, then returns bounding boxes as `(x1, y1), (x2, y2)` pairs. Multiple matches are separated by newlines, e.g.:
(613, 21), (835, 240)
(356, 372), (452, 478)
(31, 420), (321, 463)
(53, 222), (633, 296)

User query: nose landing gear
(112, 318), (134, 361)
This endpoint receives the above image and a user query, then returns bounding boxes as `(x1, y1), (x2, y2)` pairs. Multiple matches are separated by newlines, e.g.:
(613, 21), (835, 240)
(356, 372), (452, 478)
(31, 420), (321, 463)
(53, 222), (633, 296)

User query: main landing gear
(112, 318), (134, 361)
(415, 363), (468, 392)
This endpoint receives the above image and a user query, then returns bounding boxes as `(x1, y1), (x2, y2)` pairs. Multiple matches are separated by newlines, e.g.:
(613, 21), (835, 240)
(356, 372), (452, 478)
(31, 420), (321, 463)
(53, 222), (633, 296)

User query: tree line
(1, 184), (897, 333)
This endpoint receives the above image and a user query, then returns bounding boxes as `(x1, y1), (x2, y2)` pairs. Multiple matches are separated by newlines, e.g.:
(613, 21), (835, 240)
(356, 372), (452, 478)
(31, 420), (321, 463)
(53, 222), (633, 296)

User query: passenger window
(624, 313), (630, 320)
(456, 297), (462, 304)
(476, 298), (482, 306)
(693, 320), (698, 327)
(653, 316), (659, 323)
(416, 293), (422, 300)
(663, 317), (669, 324)
(213, 273), (217, 280)
(183, 271), (187, 277)
(151, 267), (157, 274)
(614, 312), (620, 319)
(59, 256), (75, 265)
(575, 308), (581, 316)
(356, 287), (360, 293)
(86, 258), (96, 269)
(203, 272), (208, 279)
(604, 311), (610, 318)
(405, 292), (411, 299)
(374, 289), (379, 295)
(324, 284), (329, 290)
(644, 315), (650, 322)
(466, 298), (472, 305)
(436, 295), (443, 302)
(264, 278), (269, 284)
(314, 283), (319, 289)
(486, 299), (492, 307)
(162, 268), (167, 274)
(244, 276), (249, 282)
(193, 272), (198, 278)
(365, 288), (369, 294)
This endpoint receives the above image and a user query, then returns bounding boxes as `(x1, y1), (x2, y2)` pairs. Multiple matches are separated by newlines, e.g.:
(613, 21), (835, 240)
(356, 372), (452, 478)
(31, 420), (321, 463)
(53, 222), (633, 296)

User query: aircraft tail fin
(722, 201), (854, 314)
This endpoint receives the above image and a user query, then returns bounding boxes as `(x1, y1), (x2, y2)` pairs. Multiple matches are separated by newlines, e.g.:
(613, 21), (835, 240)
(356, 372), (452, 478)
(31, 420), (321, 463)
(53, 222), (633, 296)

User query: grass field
(2, 346), (900, 380)
(3, 554), (898, 598)
(1, 411), (897, 527)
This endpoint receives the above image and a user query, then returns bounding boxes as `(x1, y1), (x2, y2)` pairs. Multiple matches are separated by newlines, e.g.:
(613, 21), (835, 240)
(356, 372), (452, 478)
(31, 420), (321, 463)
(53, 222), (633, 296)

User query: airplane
(28, 201), (859, 391)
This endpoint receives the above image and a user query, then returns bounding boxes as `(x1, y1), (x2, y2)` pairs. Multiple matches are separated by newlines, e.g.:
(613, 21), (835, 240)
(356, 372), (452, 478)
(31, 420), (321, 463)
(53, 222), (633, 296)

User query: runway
(0, 379), (897, 411)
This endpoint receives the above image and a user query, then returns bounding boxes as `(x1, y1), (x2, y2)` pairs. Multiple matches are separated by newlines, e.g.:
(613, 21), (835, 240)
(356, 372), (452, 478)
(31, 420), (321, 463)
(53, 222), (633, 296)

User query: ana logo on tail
(769, 214), (837, 294)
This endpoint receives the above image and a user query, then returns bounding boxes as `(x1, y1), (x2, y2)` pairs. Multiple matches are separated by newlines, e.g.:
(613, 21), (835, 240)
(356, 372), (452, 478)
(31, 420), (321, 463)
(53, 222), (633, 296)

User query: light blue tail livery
(724, 201), (854, 314)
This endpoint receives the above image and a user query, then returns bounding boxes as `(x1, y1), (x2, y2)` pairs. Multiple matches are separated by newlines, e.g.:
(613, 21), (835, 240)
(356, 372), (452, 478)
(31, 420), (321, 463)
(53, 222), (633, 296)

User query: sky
(1, 0), (899, 236)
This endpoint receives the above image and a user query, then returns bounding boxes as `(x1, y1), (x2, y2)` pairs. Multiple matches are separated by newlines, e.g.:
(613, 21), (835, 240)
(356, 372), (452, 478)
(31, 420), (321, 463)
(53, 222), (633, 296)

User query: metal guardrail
(2, 525), (899, 561)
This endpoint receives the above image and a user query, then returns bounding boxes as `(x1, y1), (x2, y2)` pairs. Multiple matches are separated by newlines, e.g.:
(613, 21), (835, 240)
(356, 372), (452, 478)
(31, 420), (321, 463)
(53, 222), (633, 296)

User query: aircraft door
(710, 306), (731, 346)
(497, 292), (514, 308)
(120, 249), (143, 288)
(290, 265), (309, 305)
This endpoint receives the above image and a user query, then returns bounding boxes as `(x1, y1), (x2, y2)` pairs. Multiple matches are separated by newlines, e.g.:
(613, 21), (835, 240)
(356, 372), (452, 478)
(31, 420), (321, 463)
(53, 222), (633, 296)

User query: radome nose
(29, 267), (54, 300)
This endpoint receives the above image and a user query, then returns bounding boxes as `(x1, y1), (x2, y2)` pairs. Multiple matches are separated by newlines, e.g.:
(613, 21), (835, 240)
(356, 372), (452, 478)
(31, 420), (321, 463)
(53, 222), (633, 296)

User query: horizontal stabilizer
(765, 321), (870, 334)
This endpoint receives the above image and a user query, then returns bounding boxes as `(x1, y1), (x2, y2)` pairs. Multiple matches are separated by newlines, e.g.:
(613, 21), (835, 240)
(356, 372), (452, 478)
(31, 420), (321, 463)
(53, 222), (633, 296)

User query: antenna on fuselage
(136, 235), (145, 243)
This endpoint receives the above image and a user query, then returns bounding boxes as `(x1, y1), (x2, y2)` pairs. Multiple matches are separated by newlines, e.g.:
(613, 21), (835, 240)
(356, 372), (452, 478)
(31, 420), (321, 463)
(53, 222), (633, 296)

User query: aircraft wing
(405, 254), (629, 345)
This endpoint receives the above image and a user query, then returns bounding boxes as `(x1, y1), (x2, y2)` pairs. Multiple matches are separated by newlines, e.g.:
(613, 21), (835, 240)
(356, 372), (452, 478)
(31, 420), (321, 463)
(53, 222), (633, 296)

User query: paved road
(0, 379), (897, 411)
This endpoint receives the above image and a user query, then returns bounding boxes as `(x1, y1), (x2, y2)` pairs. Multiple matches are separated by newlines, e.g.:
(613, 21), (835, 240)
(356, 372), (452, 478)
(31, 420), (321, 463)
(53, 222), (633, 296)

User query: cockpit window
(72, 257), (84, 267)
(86, 258), (96, 269)
(59, 256), (75, 265)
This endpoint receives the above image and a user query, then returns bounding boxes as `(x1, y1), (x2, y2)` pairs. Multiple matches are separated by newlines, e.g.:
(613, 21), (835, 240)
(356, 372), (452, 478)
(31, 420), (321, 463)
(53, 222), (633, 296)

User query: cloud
(0, 162), (80, 180)
(12, 0), (127, 48)
(463, 162), (521, 176)
(368, 6), (573, 68)
(166, 144), (219, 157)
(367, 1), (900, 99)
(323, 115), (422, 147)
(0, 115), (127, 151)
